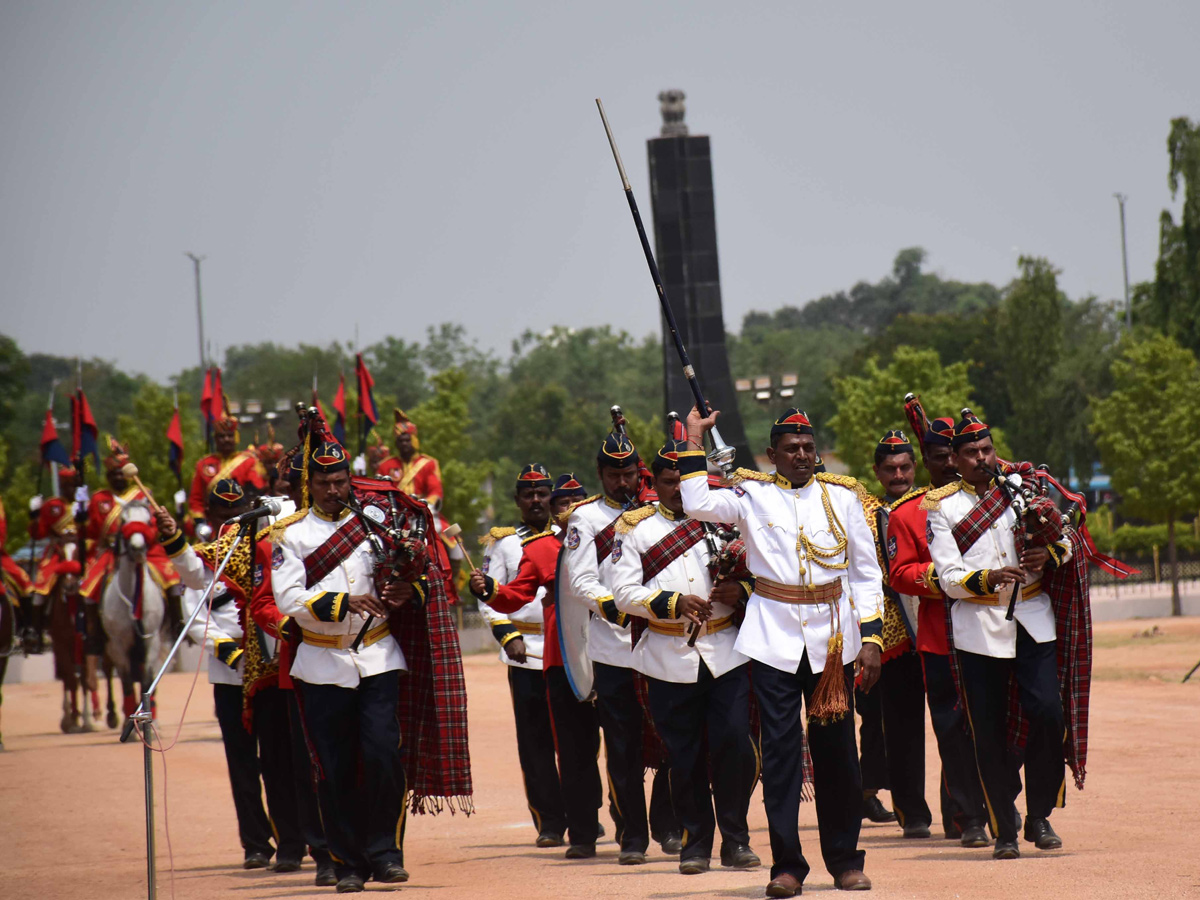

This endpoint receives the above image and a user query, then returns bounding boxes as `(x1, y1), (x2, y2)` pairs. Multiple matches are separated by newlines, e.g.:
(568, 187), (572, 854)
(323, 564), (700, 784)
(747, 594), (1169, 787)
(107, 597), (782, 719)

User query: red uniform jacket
(0, 498), (33, 596)
(481, 531), (562, 668)
(248, 538), (293, 689)
(188, 452), (268, 522)
(81, 487), (179, 599)
(377, 454), (443, 504)
(886, 491), (948, 656)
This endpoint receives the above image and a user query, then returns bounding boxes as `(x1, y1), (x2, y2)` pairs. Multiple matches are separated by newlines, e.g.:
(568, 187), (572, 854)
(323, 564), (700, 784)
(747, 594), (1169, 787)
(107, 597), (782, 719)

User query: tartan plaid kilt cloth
(944, 504), (1092, 792)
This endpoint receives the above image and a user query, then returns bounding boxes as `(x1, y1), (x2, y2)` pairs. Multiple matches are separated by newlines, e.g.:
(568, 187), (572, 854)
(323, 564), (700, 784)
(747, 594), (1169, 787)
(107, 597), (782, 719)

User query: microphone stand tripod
(118, 516), (257, 900)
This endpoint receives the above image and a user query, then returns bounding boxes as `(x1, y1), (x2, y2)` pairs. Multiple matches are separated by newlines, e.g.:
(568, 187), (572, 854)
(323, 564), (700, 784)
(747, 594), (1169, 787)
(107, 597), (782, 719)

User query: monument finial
(658, 89), (687, 137)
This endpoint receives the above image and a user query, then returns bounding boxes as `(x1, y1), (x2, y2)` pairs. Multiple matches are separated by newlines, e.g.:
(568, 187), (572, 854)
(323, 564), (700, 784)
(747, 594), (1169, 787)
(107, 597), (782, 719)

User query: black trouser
(545, 665), (603, 846)
(753, 657), (864, 883)
(878, 651), (932, 828)
(920, 651), (988, 833)
(958, 626), (1066, 843)
(647, 663), (757, 861)
(593, 662), (678, 853)
(212, 682), (274, 859)
(299, 672), (405, 881)
(508, 665), (568, 837)
(856, 683), (888, 793)
(287, 687), (331, 866)
(250, 686), (305, 862)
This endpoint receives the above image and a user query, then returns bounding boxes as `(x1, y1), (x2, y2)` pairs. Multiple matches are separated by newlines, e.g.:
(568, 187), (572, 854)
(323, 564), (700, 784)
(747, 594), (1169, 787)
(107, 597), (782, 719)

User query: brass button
(802, 619), (808, 626)
(688, 577), (694, 583)
(682, 552), (688, 558)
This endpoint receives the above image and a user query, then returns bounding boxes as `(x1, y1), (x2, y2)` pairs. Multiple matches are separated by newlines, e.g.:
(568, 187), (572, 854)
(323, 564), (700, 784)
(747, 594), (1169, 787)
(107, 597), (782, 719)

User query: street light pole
(186, 253), (207, 369)
(1114, 194), (1131, 330)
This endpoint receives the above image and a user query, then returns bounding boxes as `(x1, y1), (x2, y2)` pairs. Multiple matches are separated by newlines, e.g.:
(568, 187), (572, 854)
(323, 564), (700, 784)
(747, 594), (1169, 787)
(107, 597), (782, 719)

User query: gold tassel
(808, 633), (848, 724)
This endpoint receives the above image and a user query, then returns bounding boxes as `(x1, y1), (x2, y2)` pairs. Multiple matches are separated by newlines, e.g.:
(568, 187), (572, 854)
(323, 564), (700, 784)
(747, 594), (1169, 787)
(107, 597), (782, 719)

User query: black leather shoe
(862, 795), (896, 823)
(565, 843), (596, 859)
(618, 850), (646, 865)
(659, 831), (683, 854)
(720, 844), (762, 868)
(960, 825), (990, 848)
(536, 831), (565, 848)
(272, 857), (302, 873)
(315, 864), (338, 887)
(335, 874), (365, 893)
(374, 863), (409, 883)
(1023, 817), (1062, 850)
(243, 852), (270, 870)
(902, 822), (932, 839)
(992, 839), (1020, 860)
(679, 857), (710, 875)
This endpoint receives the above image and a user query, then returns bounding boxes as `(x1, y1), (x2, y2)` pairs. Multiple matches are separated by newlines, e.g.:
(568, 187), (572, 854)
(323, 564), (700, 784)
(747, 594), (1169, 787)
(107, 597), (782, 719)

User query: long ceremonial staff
(595, 99), (736, 476)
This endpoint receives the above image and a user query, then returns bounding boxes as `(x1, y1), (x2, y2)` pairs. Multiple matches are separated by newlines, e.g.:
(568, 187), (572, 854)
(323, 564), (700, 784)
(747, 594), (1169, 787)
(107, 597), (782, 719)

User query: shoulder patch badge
(926, 520), (935, 544)
(612, 537), (623, 563)
(271, 544), (285, 570)
(253, 563), (264, 587)
(887, 535), (897, 560)
(565, 525), (581, 550)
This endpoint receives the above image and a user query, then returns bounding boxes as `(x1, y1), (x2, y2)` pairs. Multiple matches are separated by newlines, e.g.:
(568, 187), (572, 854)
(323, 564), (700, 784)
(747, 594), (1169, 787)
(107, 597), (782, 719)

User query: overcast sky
(2, 1), (1197, 381)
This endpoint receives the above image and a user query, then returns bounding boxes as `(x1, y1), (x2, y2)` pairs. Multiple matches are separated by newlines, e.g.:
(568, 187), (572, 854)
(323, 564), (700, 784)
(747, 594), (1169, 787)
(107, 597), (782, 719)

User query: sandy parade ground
(2, 616), (1198, 900)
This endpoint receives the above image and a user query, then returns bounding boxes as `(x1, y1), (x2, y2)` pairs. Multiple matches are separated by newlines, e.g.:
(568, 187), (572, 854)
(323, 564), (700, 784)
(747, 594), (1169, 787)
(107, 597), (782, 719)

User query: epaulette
(555, 494), (602, 528)
(521, 529), (557, 547)
(920, 481), (963, 511)
(615, 505), (658, 535)
(264, 509), (309, 544)
(890, 486), (930, 512)
(727, 468), (773, 486)
(480, 526), (518, 549)
(816, 472), (875, 507)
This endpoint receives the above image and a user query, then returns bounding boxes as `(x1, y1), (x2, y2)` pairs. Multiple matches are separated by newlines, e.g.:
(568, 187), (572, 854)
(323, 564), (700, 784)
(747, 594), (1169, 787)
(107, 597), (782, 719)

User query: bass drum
(554, 547), (595, 702)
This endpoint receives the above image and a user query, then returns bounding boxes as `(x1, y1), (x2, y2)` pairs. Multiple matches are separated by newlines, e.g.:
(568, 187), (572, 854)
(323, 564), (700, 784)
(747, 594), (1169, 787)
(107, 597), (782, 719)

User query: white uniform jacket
(561, 496), (633, 668)
(272, 507), (405, 688)
(678, 454), (884, 675)
(925, 481), (1069, 658)
(477, 524), (556, 671)
(611, 505), (749, 684)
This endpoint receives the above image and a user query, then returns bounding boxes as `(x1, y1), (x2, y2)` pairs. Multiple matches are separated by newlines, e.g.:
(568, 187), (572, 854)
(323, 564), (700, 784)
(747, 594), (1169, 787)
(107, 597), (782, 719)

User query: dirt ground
(2, 616), (1199, 900)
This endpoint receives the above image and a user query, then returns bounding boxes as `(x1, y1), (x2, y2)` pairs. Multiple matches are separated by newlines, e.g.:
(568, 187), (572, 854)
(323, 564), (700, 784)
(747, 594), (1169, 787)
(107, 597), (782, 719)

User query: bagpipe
(690, 522), (744, 647)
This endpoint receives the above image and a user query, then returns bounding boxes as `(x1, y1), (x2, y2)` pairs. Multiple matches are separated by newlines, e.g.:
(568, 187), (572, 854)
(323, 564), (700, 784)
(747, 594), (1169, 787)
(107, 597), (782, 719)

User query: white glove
(75, 485), (90, 504)
(196, 522), (214, 543)
(29, 494), (44, 512)
(173, 490), (187, 507)
(352, 453), (368, 475)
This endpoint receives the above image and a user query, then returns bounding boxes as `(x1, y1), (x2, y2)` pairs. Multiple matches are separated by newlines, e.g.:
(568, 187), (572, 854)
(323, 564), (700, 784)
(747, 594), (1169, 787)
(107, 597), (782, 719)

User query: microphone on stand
(225, 499), (283, 526)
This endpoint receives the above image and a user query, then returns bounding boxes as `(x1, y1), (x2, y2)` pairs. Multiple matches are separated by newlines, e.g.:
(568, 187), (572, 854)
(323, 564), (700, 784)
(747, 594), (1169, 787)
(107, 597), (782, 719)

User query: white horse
(100, 500), (166, 723)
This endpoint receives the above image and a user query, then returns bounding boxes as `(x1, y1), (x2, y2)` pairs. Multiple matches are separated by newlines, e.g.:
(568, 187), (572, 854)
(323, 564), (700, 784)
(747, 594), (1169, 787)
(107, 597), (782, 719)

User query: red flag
(200, 369), (214, 422)
(41, 410), (71, 466)
(71, 390), (99, 465)
(355, 355), (377, 425)
(212, 367), (225, 416)
(166, 406), (185, 482)
(332, 373), (347, 445)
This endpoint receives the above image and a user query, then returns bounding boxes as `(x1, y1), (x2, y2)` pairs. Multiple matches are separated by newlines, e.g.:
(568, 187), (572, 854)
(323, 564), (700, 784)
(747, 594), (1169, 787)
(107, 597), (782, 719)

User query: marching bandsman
(559, 430), (679, 864)
(468, 503), (606, 862)
(682, 406), (881, 896)
(165, 479), (305, 872)
(477, 464), (568, 847)
(187, 414), (268, 528)
(550, 472), (588, 518)
(886, 416), (991, 847)
(377, 409), (443, 510)
(924, 412), (1071, 859)
(862, 430), (933, 838)
(1, 495), (34, 746)
(610, 439), (761, 875)
(80, 440), (179, 603)
(268, 438), (413, 892)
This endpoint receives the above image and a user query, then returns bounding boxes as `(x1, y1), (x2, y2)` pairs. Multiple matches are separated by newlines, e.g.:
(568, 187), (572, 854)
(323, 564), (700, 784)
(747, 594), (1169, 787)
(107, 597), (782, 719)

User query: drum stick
(121, 463), (163, 514)
(443, 523), (477, 570)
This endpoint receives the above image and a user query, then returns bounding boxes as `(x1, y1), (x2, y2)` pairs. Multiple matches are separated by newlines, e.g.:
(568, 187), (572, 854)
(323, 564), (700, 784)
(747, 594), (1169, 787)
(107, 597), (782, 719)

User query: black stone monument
(646, 90), (754, 468)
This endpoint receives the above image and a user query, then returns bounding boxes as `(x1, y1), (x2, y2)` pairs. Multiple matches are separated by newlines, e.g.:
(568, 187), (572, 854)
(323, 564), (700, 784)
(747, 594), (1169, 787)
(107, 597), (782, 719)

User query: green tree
(408, 369), (491, 539)
(829, 346), (1005, 483)
(1140, 118), (1200, 353)
(1090, 333), (1200, 614)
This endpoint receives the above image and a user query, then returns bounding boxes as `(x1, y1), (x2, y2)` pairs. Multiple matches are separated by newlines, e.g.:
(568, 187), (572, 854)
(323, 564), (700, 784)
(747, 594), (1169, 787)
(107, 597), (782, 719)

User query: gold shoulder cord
(796, 482), (849, 588)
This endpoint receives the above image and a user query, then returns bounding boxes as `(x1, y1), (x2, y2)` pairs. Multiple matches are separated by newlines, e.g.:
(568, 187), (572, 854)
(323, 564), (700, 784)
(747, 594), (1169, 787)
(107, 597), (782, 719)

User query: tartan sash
(303, 516), (369, 589)
(595, 519), (620, 564)
(950, 487), (1012, 554)
(641, 518), (706, 583)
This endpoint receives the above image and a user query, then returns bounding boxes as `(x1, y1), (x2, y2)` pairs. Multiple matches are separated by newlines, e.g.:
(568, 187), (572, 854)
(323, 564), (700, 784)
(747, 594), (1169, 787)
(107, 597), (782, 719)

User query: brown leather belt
(647, 614), (734, 637)
(301, 622), (391, 650)
(962, 581), (1043, 607)
(511, 621), (543, 635)
(754, 577), (843, 605)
